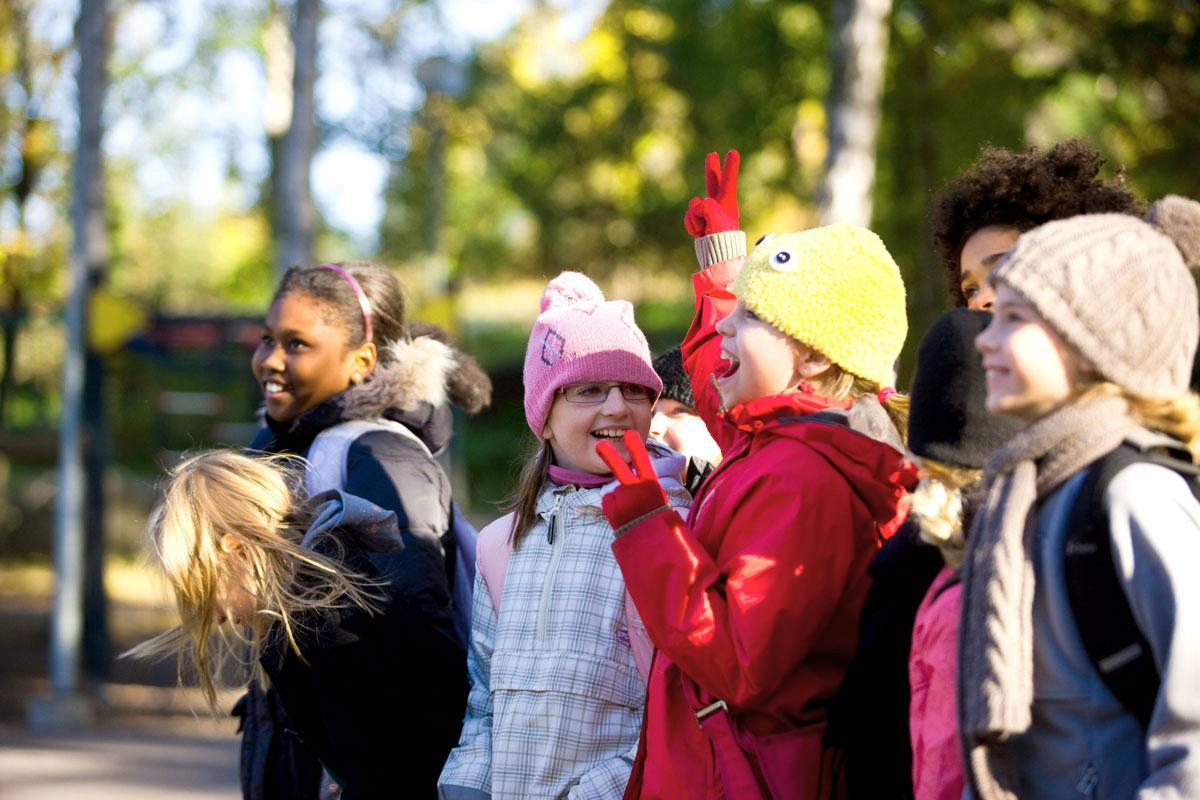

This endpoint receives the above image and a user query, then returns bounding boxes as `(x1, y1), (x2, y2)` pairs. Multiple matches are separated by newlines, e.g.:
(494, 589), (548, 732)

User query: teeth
(592, 429), (627, 439)
(265, 381), (285, 393)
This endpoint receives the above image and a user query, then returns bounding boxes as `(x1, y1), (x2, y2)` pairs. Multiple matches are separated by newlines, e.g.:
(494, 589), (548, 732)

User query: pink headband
(319, 263), (373, 344)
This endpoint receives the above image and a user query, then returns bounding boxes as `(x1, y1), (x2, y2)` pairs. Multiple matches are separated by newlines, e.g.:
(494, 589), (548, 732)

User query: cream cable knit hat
(990, 195), (1200, 397)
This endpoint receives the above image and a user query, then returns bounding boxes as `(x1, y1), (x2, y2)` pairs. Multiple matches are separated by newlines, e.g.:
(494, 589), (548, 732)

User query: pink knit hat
(523, 271), (662, 438)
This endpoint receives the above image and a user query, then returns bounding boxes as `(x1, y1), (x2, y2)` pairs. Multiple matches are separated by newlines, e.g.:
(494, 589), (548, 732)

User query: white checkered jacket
(439, 448), (691, 800)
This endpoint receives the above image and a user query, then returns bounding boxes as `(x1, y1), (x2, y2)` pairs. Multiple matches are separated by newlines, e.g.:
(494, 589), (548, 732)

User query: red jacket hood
(726, 391), (917, 540)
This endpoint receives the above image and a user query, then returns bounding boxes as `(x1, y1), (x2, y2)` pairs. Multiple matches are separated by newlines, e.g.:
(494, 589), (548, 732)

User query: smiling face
(251, 292), (376, 424)
(651, 397), (722, 465)
(975, 284), (1091, 421)
(959, 225), (1021, 311)
(542, 384), (654, 474)
(712, 300), (810, 408)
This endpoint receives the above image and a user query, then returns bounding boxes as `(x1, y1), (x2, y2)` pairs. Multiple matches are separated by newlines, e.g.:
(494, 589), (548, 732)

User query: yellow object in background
(89, 288), (148, 355)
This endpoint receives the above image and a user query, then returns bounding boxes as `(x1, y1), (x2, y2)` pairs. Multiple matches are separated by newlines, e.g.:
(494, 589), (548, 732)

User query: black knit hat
(907, 309), (1024, 469)
(653, 345), (695, 410)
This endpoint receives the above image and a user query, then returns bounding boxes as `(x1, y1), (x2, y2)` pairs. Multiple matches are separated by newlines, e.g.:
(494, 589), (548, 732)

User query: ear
(219, 533), (242, 553)
(350, 341), (378, 378)
(794, 346), (832, 381)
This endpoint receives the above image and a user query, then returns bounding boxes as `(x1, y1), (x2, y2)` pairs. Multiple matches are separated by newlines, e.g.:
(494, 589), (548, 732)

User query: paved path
(0, 728), (239, 799)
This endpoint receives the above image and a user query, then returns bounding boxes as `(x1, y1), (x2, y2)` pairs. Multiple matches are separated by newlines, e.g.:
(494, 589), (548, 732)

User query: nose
(259, 342), (285, 373)
(714, 306), (737, 338)
(599, 385), (631, 416)
(975, 321), (995, 355)
(971, 285), (996, 312)
(650, 411), (667, 439)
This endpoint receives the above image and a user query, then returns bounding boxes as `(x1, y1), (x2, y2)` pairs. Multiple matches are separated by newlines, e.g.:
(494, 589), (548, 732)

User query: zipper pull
(546, 513), (555, 544)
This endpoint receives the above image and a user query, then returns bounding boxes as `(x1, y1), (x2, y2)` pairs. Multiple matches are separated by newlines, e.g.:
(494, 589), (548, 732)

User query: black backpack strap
(1064, 441), (1199, 729)
(776, 410), (851, 428)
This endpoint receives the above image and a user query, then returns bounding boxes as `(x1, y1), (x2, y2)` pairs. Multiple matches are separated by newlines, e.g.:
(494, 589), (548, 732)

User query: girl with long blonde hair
(130, 450), (467, 799)
(962, 196), (1200, 798)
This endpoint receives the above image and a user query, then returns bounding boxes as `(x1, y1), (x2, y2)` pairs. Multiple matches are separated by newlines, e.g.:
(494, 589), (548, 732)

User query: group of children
(130, 140), (1200, 800)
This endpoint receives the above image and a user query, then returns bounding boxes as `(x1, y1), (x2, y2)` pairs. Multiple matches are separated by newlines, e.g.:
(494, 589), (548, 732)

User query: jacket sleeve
(438, 569), (497, 800)
(680, 231), (746, 455)
(1105, 464), (1200, 799)
(909, 575), (965, 800)
(612, 460), (868, 709)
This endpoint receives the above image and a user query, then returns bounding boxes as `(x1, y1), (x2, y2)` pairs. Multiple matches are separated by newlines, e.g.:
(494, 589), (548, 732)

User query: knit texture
(523, 272), (661, 438)
(652, 346), (694, 410)
(992, 204), (1200, 397)
(958, 396), (1135, 800)
(734, 224), (907, 387)
(908, 309), (1024, 469)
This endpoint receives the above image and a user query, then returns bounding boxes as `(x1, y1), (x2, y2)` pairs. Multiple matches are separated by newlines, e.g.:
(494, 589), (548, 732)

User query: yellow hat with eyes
(733, 224), (908, 387)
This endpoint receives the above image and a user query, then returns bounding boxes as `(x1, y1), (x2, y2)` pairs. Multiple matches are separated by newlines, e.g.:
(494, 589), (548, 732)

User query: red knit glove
(683, 150), (741, 238)
(595, 430), (671, 533)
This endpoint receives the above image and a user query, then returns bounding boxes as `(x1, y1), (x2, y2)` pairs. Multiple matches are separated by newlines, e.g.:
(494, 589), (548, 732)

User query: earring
(351, 373), (362, 384)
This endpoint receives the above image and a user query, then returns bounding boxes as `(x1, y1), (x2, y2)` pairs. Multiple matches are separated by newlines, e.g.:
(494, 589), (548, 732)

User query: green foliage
(385, 0), (1198, 377)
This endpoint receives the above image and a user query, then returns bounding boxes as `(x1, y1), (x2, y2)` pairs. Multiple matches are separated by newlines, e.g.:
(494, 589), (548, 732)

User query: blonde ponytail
(1080, 382), (1200, 461)
(909, 458), (983, 567)
(810, 364), (909, 447)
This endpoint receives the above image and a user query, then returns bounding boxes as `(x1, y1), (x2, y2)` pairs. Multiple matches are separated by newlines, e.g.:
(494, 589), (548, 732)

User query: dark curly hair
(932, 139), (1143, 306)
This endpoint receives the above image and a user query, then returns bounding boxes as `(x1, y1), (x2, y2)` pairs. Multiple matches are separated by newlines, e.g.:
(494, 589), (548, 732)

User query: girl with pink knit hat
(438, 272), (691, 800)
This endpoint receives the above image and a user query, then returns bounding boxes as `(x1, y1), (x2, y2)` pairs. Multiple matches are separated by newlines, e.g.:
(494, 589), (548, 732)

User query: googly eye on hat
(768, 248), (796, 272)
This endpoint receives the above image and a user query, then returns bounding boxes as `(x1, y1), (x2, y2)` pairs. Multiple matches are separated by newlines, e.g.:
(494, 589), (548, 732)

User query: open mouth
(590, 427), (630, 442)
(263, 379), (291, 397)
(715, 354), (740, 382)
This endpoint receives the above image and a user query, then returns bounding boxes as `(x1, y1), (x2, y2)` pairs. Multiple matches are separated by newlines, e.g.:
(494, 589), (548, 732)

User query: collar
(547, 464), (611, 489)
(724, 388), (848, 433)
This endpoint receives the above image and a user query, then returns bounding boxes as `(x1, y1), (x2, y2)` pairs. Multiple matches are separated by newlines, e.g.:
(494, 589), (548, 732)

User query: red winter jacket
(613, 237), (915, 799)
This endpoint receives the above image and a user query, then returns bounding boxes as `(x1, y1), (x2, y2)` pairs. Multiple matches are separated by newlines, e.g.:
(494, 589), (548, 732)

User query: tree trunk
(273, 0), (319, 276)
(819, 0), (893, 227)
(42, 0), (109, 719)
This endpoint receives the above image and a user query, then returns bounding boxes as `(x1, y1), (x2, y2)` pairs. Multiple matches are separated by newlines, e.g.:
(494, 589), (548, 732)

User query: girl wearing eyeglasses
(438, 271), (692, 800)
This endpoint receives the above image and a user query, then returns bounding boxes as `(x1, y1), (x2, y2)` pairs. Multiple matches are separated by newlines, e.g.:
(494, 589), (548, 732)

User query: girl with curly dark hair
(931, 139), (1142, 310)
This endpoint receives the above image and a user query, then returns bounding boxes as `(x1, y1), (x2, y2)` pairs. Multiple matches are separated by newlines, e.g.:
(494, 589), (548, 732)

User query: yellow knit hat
(734, 224), (908, 387)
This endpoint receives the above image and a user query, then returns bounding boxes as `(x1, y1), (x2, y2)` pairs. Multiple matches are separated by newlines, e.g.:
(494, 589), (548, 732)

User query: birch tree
(272, 0), (318, 276)
(819, 0), (892, 227)
(36, 0), (109, 726)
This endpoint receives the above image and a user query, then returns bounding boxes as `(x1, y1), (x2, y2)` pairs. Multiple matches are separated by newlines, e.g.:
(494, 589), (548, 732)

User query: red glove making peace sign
(595, 431), (671, 533)
(683, 149), (741, 238)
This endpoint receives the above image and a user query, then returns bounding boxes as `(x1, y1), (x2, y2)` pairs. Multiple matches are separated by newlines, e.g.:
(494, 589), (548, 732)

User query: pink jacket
(909, 566), (964, 800)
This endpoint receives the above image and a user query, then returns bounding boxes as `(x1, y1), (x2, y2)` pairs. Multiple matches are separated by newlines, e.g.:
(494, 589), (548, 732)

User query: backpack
(305, 418), (478, 647)
(1064, 436), (1200, 730)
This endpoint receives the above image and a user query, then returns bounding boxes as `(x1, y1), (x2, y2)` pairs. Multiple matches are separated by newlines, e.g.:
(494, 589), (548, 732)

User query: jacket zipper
(536, 497), (565, 641)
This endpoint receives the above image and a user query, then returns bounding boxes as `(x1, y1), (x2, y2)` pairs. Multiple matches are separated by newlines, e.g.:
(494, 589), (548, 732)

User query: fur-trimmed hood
(339, 324), (492, 421)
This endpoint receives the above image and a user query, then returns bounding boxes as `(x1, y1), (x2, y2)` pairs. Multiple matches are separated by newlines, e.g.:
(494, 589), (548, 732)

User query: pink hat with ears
(523, 271), (663, 439)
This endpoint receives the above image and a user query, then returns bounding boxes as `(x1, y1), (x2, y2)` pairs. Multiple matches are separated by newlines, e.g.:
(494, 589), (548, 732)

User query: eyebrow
(981, 251), (1011, 267)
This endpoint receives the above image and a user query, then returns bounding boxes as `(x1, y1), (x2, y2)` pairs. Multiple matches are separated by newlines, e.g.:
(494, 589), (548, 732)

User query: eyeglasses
(559, 382), (656, 405)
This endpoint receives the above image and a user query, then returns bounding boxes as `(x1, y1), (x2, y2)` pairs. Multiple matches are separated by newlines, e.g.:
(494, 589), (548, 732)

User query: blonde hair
(1078, 382), (1200, 461)
(810, 363), (910, 446)
(125, 450), (383, 710)
(909, 457), (983, 567)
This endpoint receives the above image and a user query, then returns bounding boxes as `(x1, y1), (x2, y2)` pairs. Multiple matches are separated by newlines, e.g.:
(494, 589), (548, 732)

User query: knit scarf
(957, 396), (1135, 800)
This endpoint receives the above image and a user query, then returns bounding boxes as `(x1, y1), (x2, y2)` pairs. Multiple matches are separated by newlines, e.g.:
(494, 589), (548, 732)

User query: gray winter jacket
(969, 460), (1200, 799)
